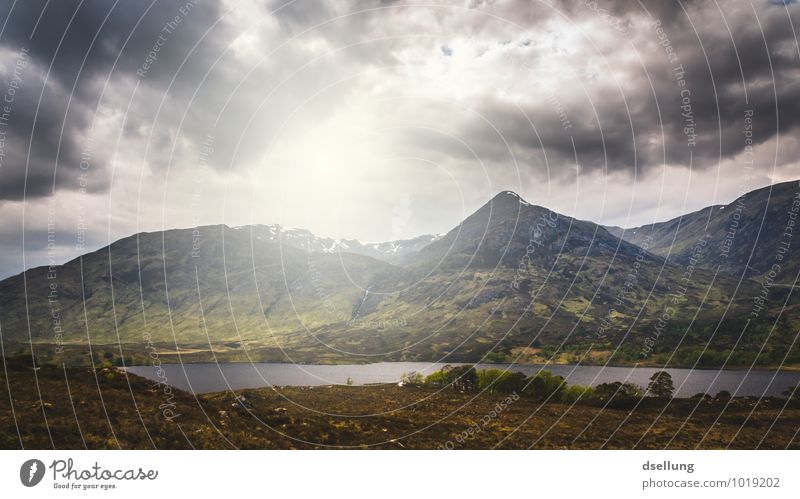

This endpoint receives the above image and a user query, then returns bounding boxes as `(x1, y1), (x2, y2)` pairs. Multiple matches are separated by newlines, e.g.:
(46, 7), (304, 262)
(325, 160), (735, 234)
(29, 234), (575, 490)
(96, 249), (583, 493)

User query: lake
(124, 362), (800, 397)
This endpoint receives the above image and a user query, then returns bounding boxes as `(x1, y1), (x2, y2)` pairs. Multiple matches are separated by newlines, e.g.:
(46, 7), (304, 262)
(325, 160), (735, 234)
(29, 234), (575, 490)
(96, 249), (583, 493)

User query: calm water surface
(124, 362), (800, 397)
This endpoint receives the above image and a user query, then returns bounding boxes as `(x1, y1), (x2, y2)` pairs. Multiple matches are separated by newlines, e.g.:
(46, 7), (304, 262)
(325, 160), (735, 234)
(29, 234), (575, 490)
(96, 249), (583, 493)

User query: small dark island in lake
(2, 359), (798, 450)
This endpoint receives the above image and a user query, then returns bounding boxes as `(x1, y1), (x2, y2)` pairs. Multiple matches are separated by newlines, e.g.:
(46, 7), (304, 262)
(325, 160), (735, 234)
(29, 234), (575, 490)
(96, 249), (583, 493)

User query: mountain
(343, 190), (767, 363)
(608, 180), (800, 283)
(412, 190), (645, 270)
(0, 187), (797, 368)
(238, 224), (440, 263)
(0, 225), (400, 363)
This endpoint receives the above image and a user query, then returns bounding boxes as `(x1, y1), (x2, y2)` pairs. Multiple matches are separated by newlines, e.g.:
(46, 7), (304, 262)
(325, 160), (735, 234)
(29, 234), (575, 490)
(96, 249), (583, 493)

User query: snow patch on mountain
(233, 224), (441, 263)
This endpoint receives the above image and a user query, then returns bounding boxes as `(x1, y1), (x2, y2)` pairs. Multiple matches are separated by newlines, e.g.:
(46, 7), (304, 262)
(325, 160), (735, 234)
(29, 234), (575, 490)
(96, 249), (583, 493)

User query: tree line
(400, 366), (800, 409)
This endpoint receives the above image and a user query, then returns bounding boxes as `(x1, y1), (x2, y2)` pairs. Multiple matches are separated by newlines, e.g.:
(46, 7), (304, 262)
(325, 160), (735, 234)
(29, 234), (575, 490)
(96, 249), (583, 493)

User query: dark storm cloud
(0, 70), (105, 200)
(0, 0), (796, 202)
(435, 0), (800, 178)
(0, 0), (225, 201)
(0, 0), (225, 95)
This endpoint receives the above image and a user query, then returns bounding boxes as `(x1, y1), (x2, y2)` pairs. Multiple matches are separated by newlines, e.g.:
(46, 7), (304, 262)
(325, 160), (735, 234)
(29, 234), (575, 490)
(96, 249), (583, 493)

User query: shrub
(647, 371), (675, 399)
(715, 390), (732, 400)
(483, 351), (507, 363)
(449, 365), (478, 391)
(560, 384), (594, 404)
(593, 381), (643, 408)
(424, 368), (450, 386)
(781, 385), (799, 400)
(477, 369), (526, 394)
(521, 370), (566, 401)
(424, 365), (477, 392)
(399, 372), (424, 386)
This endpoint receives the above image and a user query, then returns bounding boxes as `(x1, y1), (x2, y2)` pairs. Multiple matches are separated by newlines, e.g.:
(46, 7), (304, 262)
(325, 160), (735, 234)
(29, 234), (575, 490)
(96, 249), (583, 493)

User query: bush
(477, 369), (526, 394)
(424, 365), (477, 392)
(715, 390), (732, 400)
(560, 384), (594, 404)
(647, 371), (675, 398)
(399, 372), (424, 386)
(594, 382), (643, 408)
(424, 368), (450, 386)
(483, 351), (507, 363)
(782, 385), (799, 399)
(521, 370), (566, 401)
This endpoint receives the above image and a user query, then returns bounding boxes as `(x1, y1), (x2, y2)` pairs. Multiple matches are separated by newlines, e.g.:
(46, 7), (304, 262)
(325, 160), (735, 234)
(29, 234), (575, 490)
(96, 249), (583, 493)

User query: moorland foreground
(2, 361), (798, 450)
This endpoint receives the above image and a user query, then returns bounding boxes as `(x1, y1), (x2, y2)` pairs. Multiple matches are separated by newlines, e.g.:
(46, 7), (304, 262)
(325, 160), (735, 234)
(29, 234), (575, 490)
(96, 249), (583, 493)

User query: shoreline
(119, 359), (800, 372)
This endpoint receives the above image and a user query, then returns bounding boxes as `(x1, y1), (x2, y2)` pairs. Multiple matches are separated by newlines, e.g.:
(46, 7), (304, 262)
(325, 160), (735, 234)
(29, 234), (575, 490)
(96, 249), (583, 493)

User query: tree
(522, 370), (566, 401)
(477, 369), (525, 394)
(449, 365), (477, 392)
(594, 381), (643, 408)
(424, 365), (452, 386)
(424, 365), (477, 392)
(560, 384), (594, 404)
(715, 390), (731, 400)
(691, 393), (712, 403)
(647, 371), (675, 399)
(782, 385), (799, 400)
(399, 371), (424, 386)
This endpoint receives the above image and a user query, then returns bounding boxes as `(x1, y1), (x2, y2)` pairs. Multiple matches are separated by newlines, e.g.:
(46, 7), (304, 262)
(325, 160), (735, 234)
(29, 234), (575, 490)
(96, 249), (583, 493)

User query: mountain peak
(490, 190), (532, 207)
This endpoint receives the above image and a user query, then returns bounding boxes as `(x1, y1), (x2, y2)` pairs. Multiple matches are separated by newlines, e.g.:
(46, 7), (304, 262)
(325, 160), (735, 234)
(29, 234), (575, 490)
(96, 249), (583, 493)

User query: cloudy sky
(0, 0), (798, 279)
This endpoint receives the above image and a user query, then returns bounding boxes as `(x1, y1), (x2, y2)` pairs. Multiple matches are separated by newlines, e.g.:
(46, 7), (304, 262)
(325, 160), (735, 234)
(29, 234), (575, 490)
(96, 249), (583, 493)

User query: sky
(0, 0), (798, 279)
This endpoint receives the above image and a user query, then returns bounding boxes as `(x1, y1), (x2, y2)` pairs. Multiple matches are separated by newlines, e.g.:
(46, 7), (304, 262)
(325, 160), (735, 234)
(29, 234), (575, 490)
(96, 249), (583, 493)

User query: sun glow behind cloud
(0, 0), (798, 279)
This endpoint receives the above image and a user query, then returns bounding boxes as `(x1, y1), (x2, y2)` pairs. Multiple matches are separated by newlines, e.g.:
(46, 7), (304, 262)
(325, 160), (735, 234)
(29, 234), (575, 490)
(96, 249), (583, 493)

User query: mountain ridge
(1, 182), (797, 368)
(607, 180), (800, 283)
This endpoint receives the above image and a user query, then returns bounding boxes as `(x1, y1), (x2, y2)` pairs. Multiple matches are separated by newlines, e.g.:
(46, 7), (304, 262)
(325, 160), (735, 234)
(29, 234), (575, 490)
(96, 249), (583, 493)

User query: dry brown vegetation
(1, 362), (798, 450)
